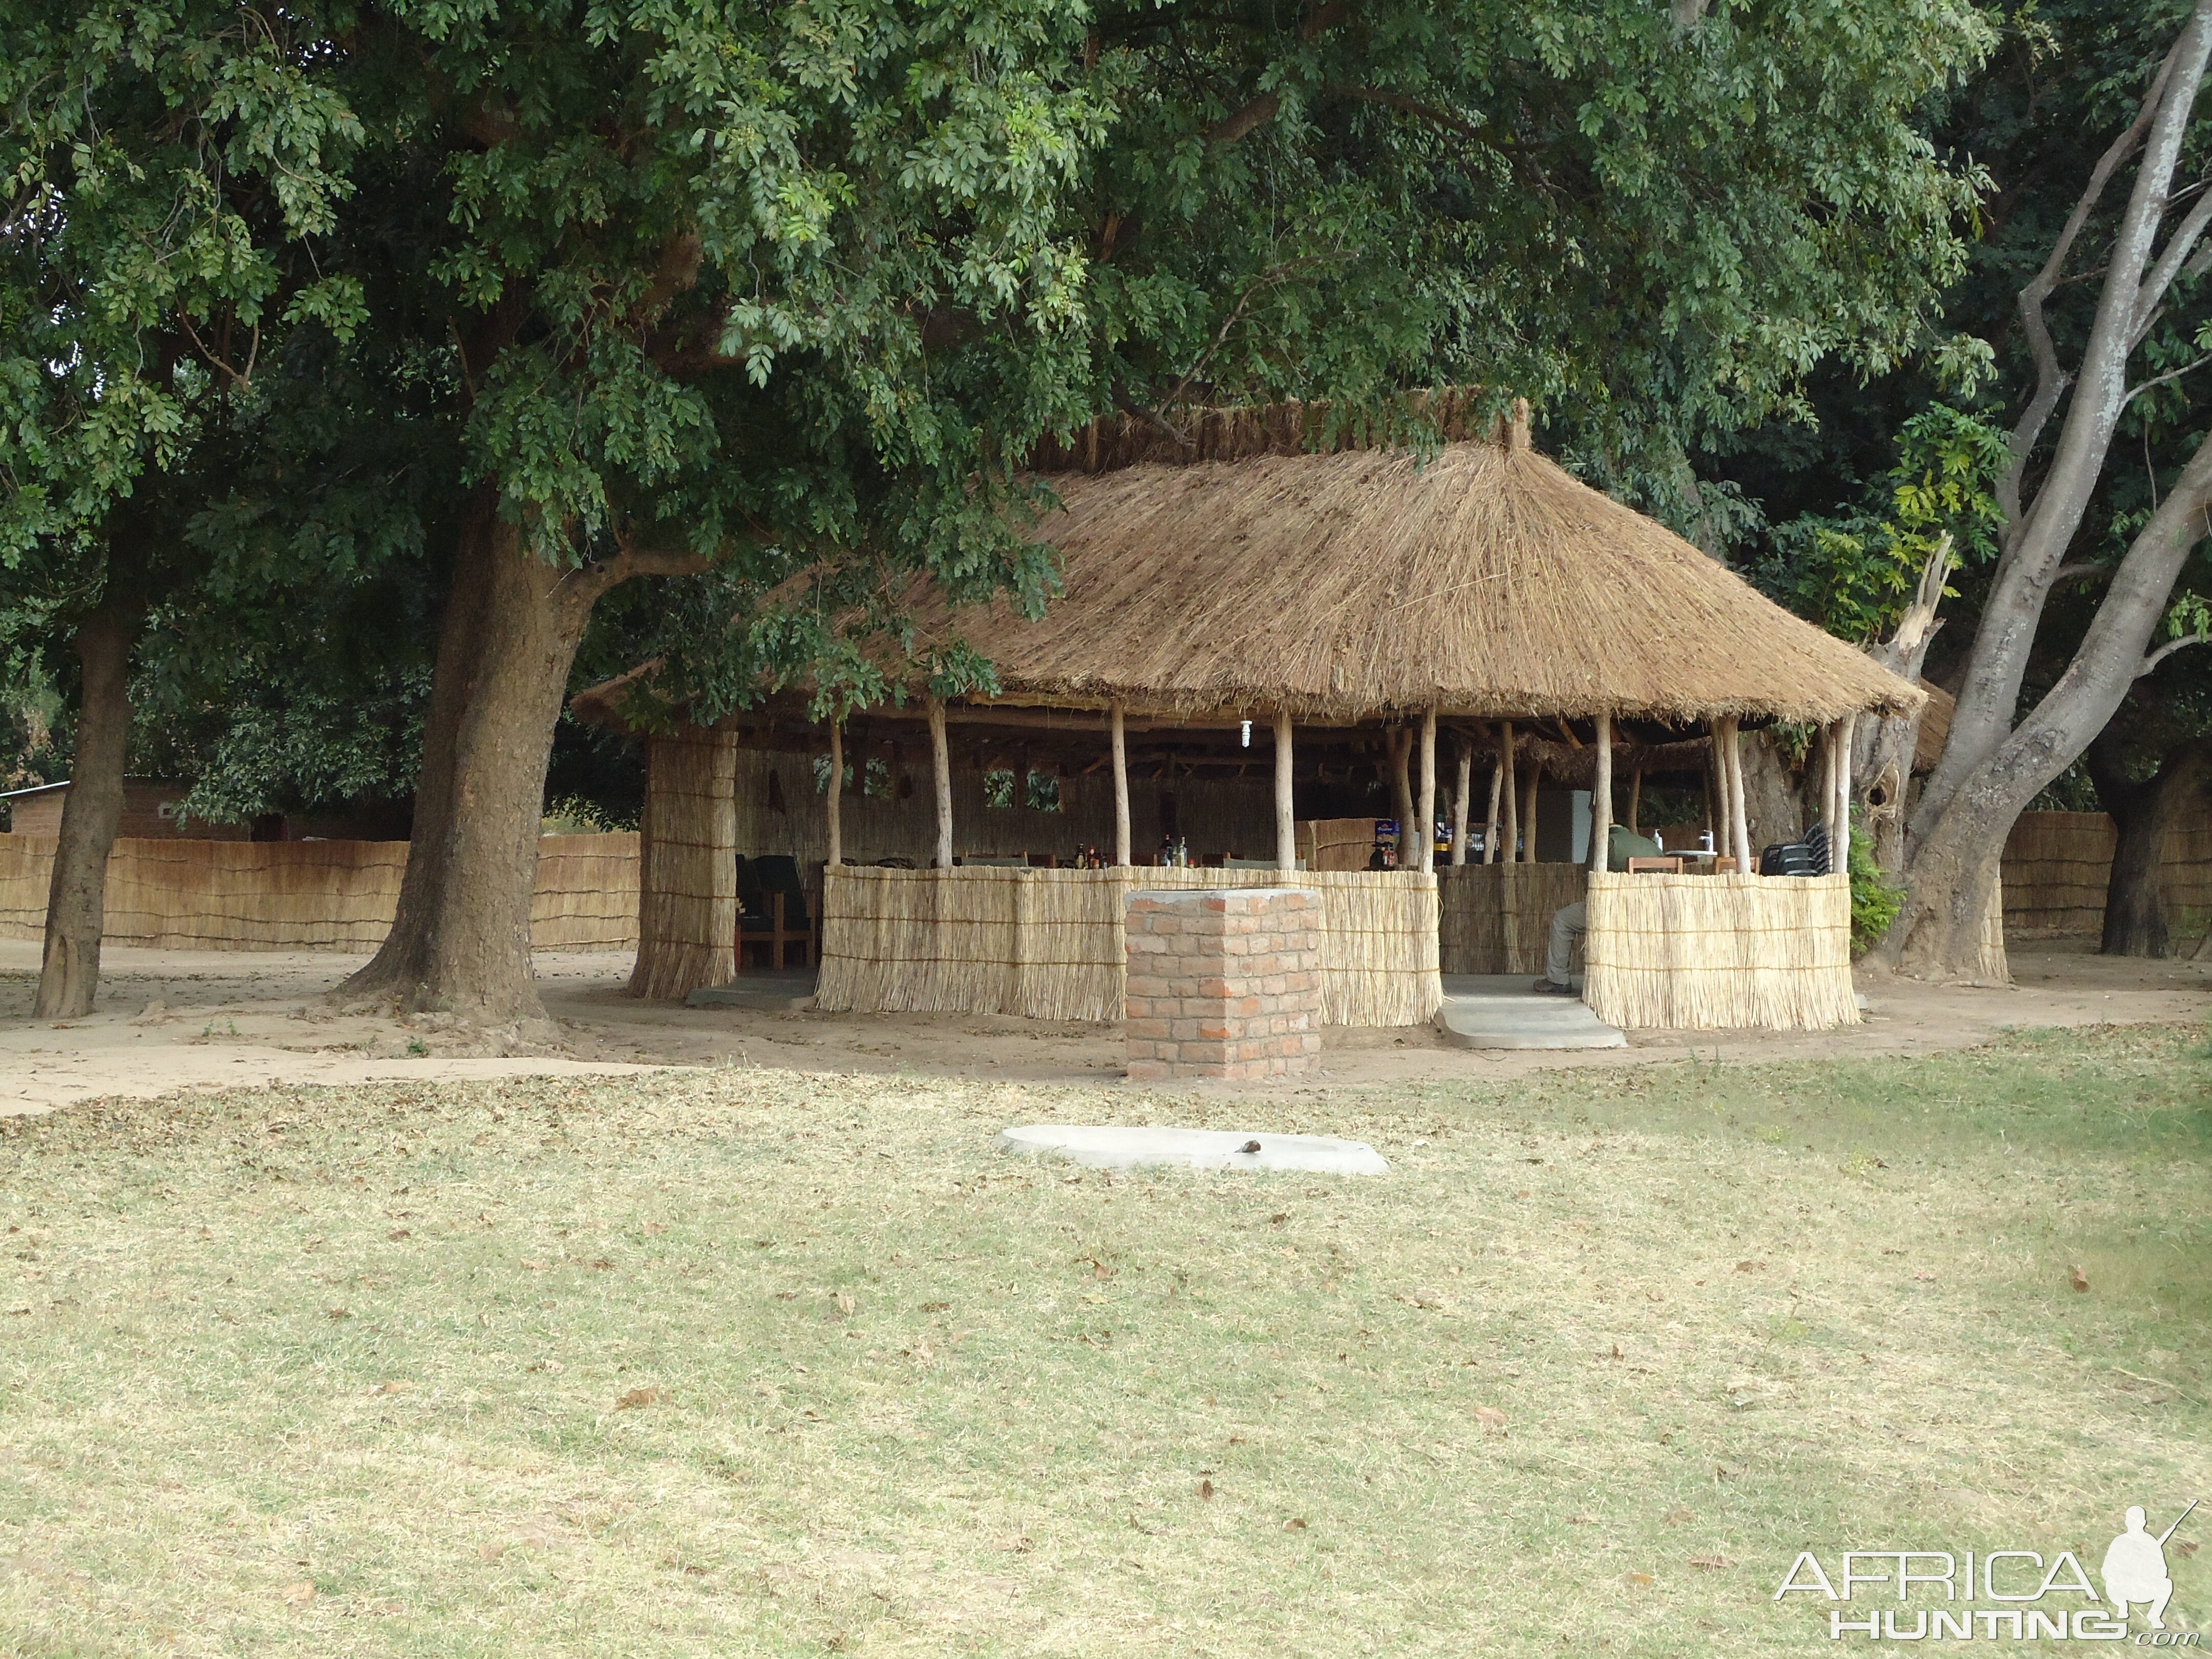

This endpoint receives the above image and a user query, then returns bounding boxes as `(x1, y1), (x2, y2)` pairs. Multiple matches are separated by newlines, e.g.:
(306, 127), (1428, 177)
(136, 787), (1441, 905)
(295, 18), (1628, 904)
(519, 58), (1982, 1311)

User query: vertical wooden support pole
(1835, 713), (1856, 870)
(1389, 726), (1415, 852)
(1723, 716), (1751, 874)
(1451, 736), (1472, 867)
(825, 719), (843, 869)
(1706, 728), (1727, 859)
(1818, 722), (1839, 864)
(1500, 720), (1518, 865)
(1416, 706), (1438, 873)
(1110, 698), (1130, 867)
(927, 696), (952, 870)
(1627, 766), (1642, 835)
(1522, 758), (1542, 862)
(1482, 729), (1504, 865)
(1273, 710), (1296, 872)
(1590, 711), (1613, 873)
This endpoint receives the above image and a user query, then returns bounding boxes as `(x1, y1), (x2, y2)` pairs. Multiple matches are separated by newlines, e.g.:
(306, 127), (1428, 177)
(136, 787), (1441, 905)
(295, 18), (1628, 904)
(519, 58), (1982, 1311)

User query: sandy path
(0, 946), (655, 1114)
(2, 935), (2204, 1115)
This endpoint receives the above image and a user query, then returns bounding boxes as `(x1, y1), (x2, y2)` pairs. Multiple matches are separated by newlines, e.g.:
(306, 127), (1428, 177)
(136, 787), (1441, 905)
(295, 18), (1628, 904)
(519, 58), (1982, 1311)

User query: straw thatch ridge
(1026, 392), (1494, 474)
(902, 437), (1920, 725)
(1582, 872), (1858, 1031)
(816, 865), (1439, 1027)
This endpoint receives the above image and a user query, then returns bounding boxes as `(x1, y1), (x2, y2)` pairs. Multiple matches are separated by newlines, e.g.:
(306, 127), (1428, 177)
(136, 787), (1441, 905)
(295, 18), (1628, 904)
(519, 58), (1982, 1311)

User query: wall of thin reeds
(0, 832), (638, 952)
(2002, 813), (2113, 936)
(1437, 862), (1587, 974)
(631, 732), (738, 998)
(1998, 811), (2212, 940)
(1306, 817), (1381, 872)
(527, 835), (645, 950)
(1582, 873), (1858, 1031)
(816, 865), (1439, 1026)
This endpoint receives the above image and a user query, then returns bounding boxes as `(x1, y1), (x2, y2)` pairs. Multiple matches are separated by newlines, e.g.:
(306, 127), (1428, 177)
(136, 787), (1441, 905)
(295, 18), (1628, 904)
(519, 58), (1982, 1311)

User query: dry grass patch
(0, 1025), (2206, 1656)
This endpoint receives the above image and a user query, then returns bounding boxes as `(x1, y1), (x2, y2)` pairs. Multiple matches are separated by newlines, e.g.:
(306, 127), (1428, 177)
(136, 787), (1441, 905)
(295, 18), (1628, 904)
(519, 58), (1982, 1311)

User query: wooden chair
(1625, 856), (1684, 874)
(737, 854), (817, 969)
(1713, 856), (1740, 874)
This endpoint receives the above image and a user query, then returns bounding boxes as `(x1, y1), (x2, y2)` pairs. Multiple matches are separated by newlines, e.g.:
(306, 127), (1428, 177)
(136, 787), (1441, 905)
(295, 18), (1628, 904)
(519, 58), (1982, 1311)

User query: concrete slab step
(685, 973), (818, 1013)
(1433, 974), (1627, 1050)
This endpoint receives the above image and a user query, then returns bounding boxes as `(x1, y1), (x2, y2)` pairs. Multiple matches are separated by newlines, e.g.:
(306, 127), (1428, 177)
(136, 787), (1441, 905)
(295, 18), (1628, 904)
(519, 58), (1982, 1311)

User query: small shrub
(1846, 826), (1905, 956)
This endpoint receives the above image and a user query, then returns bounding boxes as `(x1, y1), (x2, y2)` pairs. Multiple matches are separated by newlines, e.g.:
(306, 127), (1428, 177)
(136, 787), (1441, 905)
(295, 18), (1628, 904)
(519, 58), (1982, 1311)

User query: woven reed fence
(0, 833), (637, 951)
(2001, 811), (2212, 940)
(632, 732), (739, 997)
(1582, 872), (1858, 1031)
(816, 865), (1440, 1026)
(528, 835), (643, 951)
(2003, 813), (2114, 937)
(1438, 862), (1588, 974)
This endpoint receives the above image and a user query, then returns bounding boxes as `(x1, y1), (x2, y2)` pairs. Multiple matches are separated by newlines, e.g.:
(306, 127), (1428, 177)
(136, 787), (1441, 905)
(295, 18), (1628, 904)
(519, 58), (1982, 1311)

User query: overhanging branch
(2139, 632), (2207, 676)
(1998, 41), (2177, 539)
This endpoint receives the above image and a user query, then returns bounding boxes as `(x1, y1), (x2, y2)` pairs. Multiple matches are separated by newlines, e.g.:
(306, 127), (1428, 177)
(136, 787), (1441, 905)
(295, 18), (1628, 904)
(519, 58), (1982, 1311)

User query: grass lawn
(2, 1024), (2207, 1656)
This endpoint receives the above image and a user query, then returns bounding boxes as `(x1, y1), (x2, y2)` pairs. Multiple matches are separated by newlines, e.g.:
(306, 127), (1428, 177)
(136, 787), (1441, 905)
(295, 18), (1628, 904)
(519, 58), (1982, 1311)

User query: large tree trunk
(33, 599), (139, 1018)
(1884, 6), (2212, 979)
(2089, 729), (2209, 957)
(340, 495), (622, 1030)
(1875, 431), (2212, 979)
(1856, 535), (1949, 873)
(1868, 799), (2011, 983)
(1739, 729), (1805, 854)
(629, 729), (738, 999)
(1916, 4), (2212, 839)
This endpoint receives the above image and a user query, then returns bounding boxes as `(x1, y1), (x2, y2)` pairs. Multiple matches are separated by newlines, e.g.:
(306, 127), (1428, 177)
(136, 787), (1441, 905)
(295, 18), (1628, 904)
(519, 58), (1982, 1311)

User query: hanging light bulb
(1241, 719), (1252, 748)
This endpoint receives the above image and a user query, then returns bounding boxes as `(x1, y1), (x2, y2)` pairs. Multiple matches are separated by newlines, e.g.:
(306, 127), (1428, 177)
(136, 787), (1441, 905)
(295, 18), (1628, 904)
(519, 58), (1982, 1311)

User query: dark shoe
(1532, 978), (1578, 996)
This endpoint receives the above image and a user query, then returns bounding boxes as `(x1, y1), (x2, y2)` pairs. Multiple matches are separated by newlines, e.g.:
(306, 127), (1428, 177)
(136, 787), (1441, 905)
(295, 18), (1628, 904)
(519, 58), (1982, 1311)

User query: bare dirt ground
(2, 934), (2204, 1116)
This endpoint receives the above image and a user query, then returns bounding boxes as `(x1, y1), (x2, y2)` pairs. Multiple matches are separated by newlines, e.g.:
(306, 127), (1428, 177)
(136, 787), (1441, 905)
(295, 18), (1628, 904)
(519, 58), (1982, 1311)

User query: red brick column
(1124, 886), (1324, 1081)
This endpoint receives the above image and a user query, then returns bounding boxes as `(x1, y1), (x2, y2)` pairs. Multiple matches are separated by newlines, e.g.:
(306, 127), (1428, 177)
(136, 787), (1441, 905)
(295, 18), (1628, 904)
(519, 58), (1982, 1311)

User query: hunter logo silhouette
(2103, 1500), (2196, 1632)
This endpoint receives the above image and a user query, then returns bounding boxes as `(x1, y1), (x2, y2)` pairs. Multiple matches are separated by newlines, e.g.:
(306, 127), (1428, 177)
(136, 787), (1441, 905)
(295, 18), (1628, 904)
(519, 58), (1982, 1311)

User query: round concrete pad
(995, 1124), (1388, 1175)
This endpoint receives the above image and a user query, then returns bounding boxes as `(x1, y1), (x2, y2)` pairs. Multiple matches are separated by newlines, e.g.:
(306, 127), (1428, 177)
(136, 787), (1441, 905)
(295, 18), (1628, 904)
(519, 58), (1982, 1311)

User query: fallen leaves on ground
(615, 1387), (661, 1410)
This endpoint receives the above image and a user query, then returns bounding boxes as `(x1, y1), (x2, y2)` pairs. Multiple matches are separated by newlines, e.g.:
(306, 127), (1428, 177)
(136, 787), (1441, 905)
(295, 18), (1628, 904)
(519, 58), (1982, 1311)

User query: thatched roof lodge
(579, 401), (1918, 1033)
(894, 414), (1915, 726)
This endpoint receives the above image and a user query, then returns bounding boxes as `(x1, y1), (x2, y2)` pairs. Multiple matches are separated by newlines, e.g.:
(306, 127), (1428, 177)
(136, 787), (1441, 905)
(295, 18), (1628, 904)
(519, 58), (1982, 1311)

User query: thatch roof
(905, 420), (1920, 724)
(1914, 680), (1954, 772)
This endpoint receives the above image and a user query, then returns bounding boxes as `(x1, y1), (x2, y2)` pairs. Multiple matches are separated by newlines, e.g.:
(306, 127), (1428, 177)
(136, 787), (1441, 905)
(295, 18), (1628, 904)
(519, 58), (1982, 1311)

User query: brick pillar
(1124, 886), (1324, 1081)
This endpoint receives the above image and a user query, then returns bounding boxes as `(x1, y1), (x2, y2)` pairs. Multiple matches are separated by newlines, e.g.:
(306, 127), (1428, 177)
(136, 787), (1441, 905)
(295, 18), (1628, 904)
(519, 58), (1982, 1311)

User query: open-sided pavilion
(575, 401), (1921, 1033)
